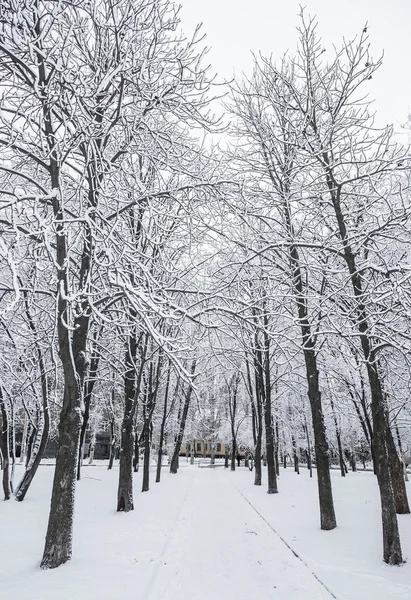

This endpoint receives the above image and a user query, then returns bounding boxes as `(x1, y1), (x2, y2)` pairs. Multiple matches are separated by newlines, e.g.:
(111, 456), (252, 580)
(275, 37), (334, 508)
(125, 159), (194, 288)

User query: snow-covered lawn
(1, 462), (411, 599)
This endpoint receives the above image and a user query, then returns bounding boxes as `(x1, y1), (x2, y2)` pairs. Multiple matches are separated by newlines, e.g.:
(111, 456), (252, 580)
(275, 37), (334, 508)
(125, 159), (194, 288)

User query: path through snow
(144, 468), (333, 599)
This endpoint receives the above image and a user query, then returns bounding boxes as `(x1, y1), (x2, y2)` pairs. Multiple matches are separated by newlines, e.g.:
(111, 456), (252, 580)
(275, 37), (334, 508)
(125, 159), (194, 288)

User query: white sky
(179, 0), (411, 130)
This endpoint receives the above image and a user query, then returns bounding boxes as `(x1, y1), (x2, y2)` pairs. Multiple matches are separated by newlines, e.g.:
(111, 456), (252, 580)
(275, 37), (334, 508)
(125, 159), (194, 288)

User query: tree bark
(385, 422), (409, 514)
(262, 318), (277, 493)
(170, 360), (196, 474)
(156, 361), (172, 483)
(0, 388), (11, 500)
(117, 331), (142, 512)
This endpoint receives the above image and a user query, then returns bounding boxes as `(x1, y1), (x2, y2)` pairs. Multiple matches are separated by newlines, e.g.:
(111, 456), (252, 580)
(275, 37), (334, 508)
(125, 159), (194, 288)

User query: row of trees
(0, 1), (410, 569)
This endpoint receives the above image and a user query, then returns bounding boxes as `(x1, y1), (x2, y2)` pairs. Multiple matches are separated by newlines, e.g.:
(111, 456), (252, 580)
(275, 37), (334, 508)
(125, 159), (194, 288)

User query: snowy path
(143, 468), (333, 600)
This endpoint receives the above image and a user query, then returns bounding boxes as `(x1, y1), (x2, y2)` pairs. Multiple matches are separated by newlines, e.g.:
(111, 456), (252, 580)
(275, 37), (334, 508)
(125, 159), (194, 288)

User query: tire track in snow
(143, 469), (196, 600)
(224, 472), (338, 599)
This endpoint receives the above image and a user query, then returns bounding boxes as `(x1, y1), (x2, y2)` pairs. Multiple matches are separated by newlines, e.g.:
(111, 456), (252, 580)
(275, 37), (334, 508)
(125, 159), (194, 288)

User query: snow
(1, 462), (411, 600)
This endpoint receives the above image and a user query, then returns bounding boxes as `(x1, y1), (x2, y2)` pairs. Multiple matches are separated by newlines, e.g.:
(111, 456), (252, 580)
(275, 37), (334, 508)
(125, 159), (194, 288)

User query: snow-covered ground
(1, 462), (411, 600)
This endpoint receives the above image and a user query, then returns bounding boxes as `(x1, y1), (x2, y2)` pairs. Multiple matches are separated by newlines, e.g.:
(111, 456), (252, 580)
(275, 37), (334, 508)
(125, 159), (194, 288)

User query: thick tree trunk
(40, 359), (83, 569)
(170, 360), (196, 474)
(367, 366), (402, 563)
(117, 412), (134, 511)
(117, 333), (140, 512)
(304, 350), (336, 529)
(230, 440), (236, 471)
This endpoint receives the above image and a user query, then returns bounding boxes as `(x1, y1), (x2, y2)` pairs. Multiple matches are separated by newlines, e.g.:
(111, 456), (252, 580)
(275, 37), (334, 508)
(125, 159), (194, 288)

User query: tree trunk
(108, 418), (116, 470)
(367, 366), (402, 563)
(156, 361), (172, 483)
(224, 445), (229, 469)
(262, 322), (277, 493)
(0, 388), (11, 500)
(141, 422), (151, 492)
(385, 422), (409, 514)
(281, 191), (336, 529)
(133, 435), (139, 473)
(20, 413), (28, 464)
(230, 440), (236, 471)
(117, 332), (141, 512)
(170, 360), (196, 474)
(40, 356), (83, 568)
(304, 350), (336, 529)
(290, 419), (300, 475)
(275, 418), (280, 476)
(330, 395), (345, 478)
(304, 420), (313, 478)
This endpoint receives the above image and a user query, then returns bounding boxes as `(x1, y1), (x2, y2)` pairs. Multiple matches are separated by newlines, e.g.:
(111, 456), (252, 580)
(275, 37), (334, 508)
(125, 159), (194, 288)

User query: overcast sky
(179, 0), (411, 130)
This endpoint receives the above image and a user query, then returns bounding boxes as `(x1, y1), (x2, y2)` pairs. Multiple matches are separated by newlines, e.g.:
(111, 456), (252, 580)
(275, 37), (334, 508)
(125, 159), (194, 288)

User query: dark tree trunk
(117, 331), (142, 512)
(40, 343), (84, 568)
(141, 352), (162, 491)
(330, 395), (346, 478)
(304, 350), (336, 529)
(252, 353), (263, 487)
(224, 445), (229, 468)
(245, 359), (257, 447)
(228, 373), (239, 472)
(156, 361), (172, 483)
(350, 450), (357, 472)
(262, 320), (277, 493)
(279, 189), (336, 529)
(290, 412), (300, 475)
(108, 418), (116, 470)
(133, 433), (139, 473)
(275, 418), (280, 476)
(230, 441), (236, 471)
(386, 422), (409, 514)
(304, 420), (313, 478)
(25, 423), (36, 468)
(0, 388), (11, 500)
(141, 422), (151, 492)
(170, 360), (196, 474)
